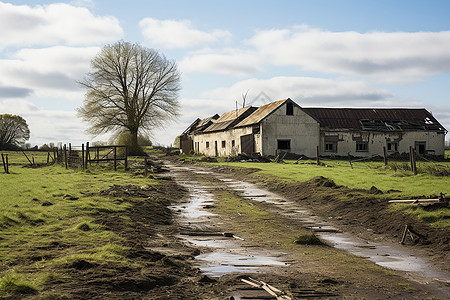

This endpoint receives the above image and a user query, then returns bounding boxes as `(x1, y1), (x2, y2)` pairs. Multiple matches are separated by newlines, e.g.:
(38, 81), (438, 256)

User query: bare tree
(0, 114), (30, 150)
(78, 41), (181, 155)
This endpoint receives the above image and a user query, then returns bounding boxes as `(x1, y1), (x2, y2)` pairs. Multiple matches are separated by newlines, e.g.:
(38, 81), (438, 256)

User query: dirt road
(35, 160), (448, 299)
(153, 162), (449, 299)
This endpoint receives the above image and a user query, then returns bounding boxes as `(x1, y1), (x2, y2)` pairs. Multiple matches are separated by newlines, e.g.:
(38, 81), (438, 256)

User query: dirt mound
(98, 184), (156, 198)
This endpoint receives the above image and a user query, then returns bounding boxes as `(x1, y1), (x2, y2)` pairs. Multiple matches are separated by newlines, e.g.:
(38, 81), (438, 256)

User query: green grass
(0, 150), (50, 166)
(0, 164), (157, 296)
(218, 159), (450, 196)
(390, 204), (450, 227)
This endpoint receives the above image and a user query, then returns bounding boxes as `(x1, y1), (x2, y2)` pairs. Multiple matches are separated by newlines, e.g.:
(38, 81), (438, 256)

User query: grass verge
(0, 164), (157, 297)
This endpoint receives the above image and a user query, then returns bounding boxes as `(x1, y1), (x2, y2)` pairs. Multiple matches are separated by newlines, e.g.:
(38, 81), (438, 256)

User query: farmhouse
(180, 98), (447, 158)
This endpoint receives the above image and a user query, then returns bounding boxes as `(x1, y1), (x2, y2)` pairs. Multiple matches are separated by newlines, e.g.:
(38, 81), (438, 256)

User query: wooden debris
(241, 277), (292, 300)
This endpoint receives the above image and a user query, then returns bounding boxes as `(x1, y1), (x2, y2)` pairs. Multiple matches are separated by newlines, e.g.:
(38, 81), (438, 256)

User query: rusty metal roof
(235, 99), (288, 127)
(302, 108), (446, 132)
(203, 106), (257, 133)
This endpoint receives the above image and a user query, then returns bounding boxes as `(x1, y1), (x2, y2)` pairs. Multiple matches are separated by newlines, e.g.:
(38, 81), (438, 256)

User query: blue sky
(1, 0), (449, 146)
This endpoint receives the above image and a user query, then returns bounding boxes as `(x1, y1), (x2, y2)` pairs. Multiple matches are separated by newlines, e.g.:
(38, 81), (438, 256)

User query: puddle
(168, 164), (449, 284)
(169, 165), (290, 277)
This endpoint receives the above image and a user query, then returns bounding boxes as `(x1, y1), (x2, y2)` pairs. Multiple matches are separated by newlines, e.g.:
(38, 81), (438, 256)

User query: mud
(22, 159), (450, 299)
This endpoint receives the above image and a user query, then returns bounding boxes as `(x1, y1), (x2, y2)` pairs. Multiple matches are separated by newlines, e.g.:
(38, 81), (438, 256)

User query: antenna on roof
(242, 90), (249, 108)
(235, 101), (238, 118)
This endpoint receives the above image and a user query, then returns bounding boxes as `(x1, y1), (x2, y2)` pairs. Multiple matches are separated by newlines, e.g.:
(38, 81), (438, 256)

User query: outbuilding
(181, 98), (447, 158)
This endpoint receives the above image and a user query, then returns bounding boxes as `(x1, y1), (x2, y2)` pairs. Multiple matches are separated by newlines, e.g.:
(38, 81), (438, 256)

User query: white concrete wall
(261, 104), (320, 157)
(193, 126), (254, 156)
(320, 130), (446, 157)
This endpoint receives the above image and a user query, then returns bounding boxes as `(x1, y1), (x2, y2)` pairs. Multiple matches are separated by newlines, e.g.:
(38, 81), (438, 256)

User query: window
(356, 142), (368, 152)
(325, 142), (337, 152)
(205, 141), (209, 148)
(231, 140), (235, 147)
(221, 140), (226, 148)
(277, 140), (290, 150)
(415, 142), (426, 155)
(286, 102), (294, 115)
(387, 142), (398, 152)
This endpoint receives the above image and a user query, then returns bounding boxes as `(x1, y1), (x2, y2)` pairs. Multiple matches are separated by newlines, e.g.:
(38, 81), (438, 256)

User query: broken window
(277, 139), (290, 150)
(356, 141), (368, 152)
(222, 140), (226, 148)
(286, 102), (294, 115)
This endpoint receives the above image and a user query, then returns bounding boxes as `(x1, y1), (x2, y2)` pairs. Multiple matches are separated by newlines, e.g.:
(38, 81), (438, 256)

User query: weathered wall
(320, 130), (446, 157)
(261, 104), (320, 157)
(193, 126), (254, 157)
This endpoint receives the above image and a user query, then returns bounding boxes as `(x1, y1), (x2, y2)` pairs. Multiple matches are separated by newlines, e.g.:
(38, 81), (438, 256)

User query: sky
(1, 0), (449, 147)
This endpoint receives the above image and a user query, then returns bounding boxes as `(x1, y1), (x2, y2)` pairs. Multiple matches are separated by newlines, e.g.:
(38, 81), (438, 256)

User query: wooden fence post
(383, 146), (387, 166)
(47, 152), (50, 165)
(85, 142), (89, 169)
(316, 145), (320, 165)
(81, 144), (85, 170)
(409, 146), (417, 175)
(64, 144), (68, 169)
(113, 146), (117, 171)
(2, 153), (9, 174)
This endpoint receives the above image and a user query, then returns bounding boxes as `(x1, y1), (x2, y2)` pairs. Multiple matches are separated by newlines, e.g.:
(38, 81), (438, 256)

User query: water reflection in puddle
(169, 164), (448, 283)
(170, 165), (289, 277)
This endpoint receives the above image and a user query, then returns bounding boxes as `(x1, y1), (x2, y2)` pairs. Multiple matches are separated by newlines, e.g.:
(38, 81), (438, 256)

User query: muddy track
(33, 160), (449, 299)
(160, 162), (449, 299)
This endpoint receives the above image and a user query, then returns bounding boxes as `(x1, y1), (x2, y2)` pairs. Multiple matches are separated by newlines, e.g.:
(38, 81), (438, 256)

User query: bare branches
(78, 41), (181, 144)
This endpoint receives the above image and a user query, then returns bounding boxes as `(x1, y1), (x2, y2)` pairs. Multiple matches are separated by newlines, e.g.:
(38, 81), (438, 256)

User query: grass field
(218, 159), (450, 196)
(0, 163), (155, 296)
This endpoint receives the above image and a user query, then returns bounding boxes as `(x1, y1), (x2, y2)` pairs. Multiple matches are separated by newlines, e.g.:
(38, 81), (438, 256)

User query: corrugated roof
(203, 106), (257, 133)
(198, 114), (219, 127)
(302, 108), (446, 132)
(235, 99), (288, 127)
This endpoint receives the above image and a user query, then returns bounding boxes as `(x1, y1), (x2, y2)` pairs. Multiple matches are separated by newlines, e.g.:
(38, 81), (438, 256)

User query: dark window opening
(205, 141), (209, 148)
(325, 142), (337, 152)
(415, 142), (426, 155)
(277, 140), (291, 150)
(221, 140), (226, 148)
(231, 140), (235, 147)
(387, 142), (398, 152)
(286, 102), (294, 115)
(356, 142), (368, 152)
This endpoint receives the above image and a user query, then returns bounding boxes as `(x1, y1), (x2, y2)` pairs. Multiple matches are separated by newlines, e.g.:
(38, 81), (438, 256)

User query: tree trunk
(128, 129), (143, 156)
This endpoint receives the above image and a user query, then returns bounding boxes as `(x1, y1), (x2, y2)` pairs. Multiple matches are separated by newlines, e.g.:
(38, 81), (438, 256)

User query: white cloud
(0, 99), (90, 146)
(179, 49), (262, 76)
(203, 76), (393, 107)
(139, 18), (231, 49)
(248, 26), (450, 83)
(0, 2), (123, 48)
(0, 46), (98, 96)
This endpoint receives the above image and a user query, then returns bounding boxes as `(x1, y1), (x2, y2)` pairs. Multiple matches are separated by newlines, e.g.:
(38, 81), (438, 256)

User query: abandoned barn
(180, 98), (447, 158)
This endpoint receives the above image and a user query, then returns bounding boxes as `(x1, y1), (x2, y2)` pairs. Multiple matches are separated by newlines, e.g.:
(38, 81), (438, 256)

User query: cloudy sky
(1, 0), (449, 147)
